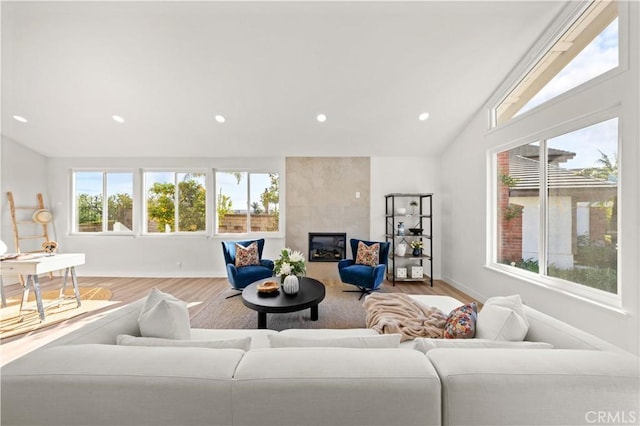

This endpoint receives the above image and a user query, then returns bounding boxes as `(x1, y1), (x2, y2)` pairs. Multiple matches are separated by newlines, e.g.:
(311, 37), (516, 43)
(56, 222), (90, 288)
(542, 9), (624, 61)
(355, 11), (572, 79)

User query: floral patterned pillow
(443, 302), (478, 339)
(235, 242), (260, 267)
(355, 241), (380, 267)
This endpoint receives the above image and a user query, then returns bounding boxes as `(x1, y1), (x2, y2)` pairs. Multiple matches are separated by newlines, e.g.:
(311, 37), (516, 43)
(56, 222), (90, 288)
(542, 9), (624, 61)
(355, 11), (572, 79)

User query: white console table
(0, 253), (85, 321)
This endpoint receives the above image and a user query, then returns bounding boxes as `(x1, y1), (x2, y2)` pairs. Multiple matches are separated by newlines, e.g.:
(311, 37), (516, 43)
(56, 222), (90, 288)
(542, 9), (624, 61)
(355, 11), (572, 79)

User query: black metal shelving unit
(385, 193), (433, 287)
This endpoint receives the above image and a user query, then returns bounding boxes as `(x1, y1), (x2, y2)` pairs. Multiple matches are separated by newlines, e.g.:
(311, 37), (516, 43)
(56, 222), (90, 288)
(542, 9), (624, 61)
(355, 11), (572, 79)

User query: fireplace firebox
(308, 232), (346, 262)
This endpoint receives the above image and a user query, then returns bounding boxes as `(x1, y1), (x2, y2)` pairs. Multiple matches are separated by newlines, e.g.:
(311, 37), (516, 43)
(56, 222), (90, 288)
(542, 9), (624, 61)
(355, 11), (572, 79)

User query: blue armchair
(338, 239), (390, 300)
(221, 239), (274, 298)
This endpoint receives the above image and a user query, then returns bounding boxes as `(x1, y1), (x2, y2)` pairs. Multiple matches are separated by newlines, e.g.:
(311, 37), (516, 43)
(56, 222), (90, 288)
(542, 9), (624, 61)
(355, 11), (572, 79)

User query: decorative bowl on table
(257, 280), (279, 296)
(408, 228), (423, 235)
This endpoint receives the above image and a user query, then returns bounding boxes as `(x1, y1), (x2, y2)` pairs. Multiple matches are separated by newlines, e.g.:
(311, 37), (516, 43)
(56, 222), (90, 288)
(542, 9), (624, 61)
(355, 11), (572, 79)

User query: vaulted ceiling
(1, 1), (567, 158)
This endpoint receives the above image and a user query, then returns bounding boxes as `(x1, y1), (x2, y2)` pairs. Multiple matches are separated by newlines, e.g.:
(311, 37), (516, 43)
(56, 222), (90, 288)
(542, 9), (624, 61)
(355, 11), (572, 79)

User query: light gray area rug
(190, 279), (389, 330)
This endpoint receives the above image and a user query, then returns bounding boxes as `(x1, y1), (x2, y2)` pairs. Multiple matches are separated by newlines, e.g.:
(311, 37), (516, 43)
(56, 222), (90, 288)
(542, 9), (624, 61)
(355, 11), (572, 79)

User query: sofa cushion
(117, 334), (251, 350)
(476, 294), (528, 341)
(414, 337), (553, 353)
(139, 289), (191, 339)
(233, 348), (441, 426)
(427, 348), (640, 426)
(278, 328), (379, 338)
(523, 305), (627, 352)
(268, 334), (401, 348)
(191, 328), (278, 349)
(1, 344), (243, 426)
(40, 299), (144, 348)
(443, 302), (477, 339)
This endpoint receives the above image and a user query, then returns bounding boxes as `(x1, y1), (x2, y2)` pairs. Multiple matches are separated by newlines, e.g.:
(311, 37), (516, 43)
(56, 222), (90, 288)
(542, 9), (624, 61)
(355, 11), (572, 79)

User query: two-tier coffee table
(242, 277), (326, 329)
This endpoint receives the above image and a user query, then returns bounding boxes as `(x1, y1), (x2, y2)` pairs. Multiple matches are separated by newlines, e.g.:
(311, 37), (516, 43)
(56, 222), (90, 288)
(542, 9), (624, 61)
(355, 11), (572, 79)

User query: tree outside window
(145, 172), (206, 233)
(74, 171), (133, 233)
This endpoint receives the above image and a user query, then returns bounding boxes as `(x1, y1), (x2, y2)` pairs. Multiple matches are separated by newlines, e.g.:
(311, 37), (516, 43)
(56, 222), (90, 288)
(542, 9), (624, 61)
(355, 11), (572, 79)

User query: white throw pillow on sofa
(117, 334), (250, 350)
(268, 334), (401, 348)
(138, 288), (191, 340)
(140, 287), (181, 314)
(476, 294), (529, 341)
(413, 337), (553, 354)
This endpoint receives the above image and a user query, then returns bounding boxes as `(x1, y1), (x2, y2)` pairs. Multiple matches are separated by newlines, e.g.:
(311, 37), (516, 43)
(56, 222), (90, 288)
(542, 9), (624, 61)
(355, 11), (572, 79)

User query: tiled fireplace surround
(286, 157), (370, 279)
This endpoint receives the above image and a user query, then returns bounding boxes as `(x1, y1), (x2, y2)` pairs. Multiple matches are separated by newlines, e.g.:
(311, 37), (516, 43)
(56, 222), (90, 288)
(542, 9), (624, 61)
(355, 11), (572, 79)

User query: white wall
(370, 157), (441, 279)
(441, 2), (640, 354)
(3, 148), (442, 282)
(1, 136), (50, 283)
(46, 157), (285, 278)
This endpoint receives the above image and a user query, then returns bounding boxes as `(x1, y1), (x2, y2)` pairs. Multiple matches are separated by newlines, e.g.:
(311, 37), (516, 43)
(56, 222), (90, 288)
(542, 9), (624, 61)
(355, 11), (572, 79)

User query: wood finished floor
(0, 275), (477, 365)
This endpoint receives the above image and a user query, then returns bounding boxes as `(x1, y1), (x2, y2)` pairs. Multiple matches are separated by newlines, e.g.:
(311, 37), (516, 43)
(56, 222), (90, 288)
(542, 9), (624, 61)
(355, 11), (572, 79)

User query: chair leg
(343, 287), (377, 300)
(225, 290), (243, 299)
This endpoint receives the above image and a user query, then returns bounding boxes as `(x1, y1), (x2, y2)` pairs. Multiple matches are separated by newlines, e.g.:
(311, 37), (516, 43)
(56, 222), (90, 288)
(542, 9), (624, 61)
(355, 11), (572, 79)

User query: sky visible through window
(76, 172), (131, 196)
(216, 172), (274, 213)
(553, 118), (618, 171)
(517, 18), (618, 116)
(513, 17), (619, 171)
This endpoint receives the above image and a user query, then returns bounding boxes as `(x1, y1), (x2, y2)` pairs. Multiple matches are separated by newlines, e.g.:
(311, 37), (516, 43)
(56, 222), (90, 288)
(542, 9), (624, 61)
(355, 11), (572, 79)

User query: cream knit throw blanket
(363, 293), (448, 341)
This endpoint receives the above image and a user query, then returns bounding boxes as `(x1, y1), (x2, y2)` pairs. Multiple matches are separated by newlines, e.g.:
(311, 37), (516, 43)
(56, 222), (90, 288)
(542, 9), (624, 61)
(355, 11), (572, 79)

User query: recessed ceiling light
(316, 114), (327, 123)
(418, 112), (430, 121)
(13, 115), (28, 123)
(215, 115), (226, 123)
(112, 115), (125, 123)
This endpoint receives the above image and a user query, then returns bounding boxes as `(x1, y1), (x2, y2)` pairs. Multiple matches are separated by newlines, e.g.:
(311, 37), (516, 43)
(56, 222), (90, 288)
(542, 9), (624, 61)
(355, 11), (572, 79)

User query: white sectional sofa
(1, 295), (638, 426)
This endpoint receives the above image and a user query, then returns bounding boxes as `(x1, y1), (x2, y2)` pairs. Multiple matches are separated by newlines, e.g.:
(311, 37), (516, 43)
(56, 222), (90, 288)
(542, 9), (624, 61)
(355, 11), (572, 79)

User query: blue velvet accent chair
(338, 239), (390, 300)
(221, 239), (274, 298)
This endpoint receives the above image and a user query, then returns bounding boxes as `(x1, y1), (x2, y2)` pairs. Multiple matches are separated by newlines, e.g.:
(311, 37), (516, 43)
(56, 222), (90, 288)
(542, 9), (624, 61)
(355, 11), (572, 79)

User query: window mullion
(539, 140), (549, 277)
(102, 172), (108, 232)
(174, 173), (179, 233)
(246, 173), (251, 232)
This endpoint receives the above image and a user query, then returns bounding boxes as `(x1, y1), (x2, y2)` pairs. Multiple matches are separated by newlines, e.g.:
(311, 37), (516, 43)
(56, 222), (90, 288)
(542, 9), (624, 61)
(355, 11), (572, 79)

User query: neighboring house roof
(509, 155), (617, 193)
(510, 145), (576, 165)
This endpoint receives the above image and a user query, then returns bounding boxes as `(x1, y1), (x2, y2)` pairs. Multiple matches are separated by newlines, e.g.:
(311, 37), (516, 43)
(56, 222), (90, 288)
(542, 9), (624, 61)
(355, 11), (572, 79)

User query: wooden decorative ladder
(7, 192), (51, 253)
(6, 192), (53, 283)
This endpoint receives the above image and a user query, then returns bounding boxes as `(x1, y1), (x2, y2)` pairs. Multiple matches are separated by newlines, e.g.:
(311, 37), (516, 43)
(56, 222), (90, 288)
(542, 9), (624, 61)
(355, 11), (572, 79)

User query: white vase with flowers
(274, 248), (306, 295)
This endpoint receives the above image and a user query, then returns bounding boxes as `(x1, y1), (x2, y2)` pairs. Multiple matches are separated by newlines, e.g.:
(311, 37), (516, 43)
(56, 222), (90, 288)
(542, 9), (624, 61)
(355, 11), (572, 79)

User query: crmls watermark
(585, 411), (637, 424)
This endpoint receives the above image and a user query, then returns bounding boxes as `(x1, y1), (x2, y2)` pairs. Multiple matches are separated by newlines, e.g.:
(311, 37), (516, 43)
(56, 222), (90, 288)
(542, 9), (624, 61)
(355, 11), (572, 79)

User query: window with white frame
(144, 171), (206, 233)
(73, 171), (134, 233)
(494, 117), (619, 295)
(495, 0), (619, 126)
(215, 171), (279, 234)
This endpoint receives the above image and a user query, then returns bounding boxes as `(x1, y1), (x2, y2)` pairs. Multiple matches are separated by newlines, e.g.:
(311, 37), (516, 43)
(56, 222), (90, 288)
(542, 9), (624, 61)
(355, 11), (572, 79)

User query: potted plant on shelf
(274, 248), (306, 295)
(410, 240), (423, 257)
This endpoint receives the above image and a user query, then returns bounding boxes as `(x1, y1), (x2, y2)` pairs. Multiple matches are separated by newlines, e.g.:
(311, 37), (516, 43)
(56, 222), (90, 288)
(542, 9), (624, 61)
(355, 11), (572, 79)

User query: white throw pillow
(413, 337), (553, 354)
(138, 289), (191, 340)
(268, 334), (401, 348)
(140, 287), (181, 316)
(117, 335), (251, 351)
(484, 294), (529, 326)
(476, 295), (529, 341)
